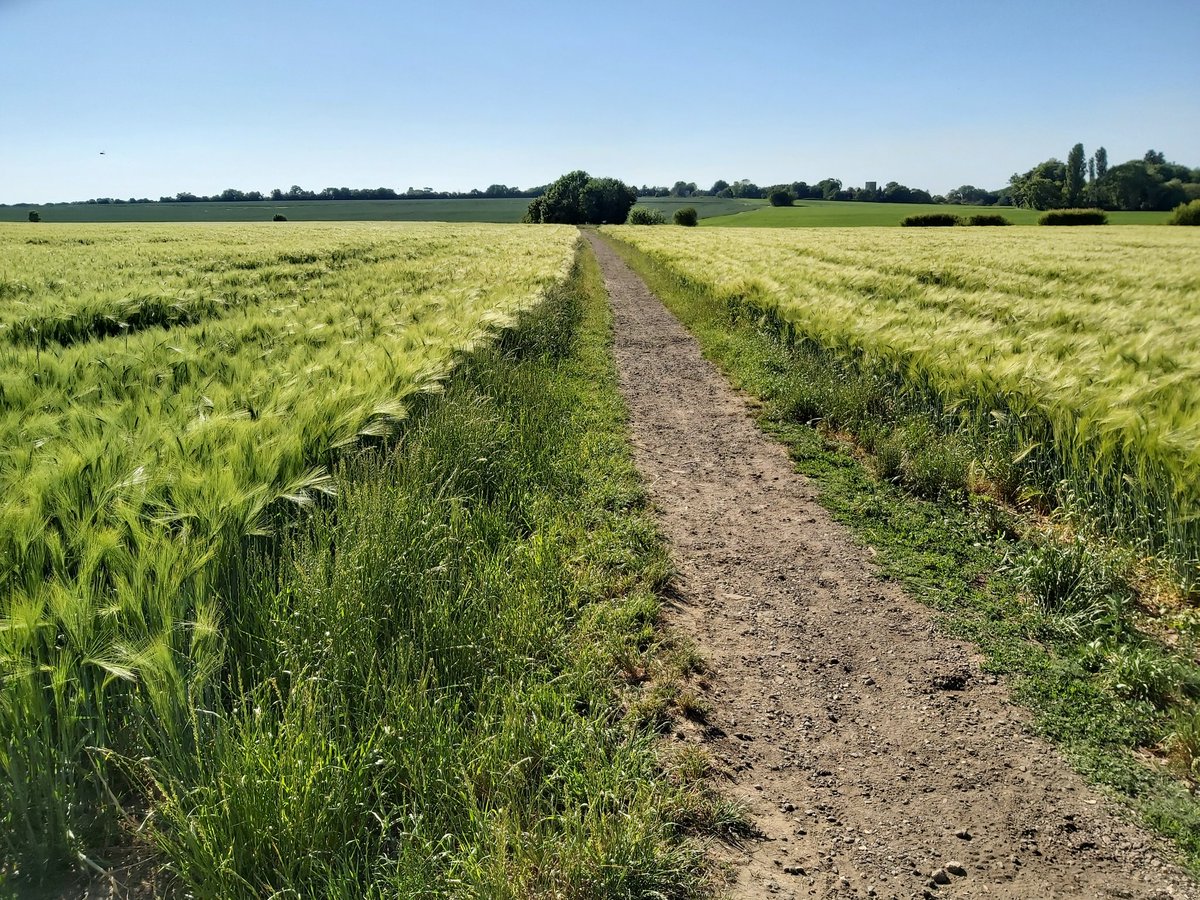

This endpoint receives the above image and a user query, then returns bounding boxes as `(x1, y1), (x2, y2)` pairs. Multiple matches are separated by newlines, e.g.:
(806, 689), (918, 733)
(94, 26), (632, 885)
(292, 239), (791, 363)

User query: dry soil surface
(585, 230), (1198, 900)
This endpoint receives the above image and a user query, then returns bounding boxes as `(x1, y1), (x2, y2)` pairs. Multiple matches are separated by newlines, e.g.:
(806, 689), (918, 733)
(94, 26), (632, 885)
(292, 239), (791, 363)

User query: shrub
(673, 207), (698, 227)
(273, 214), (288, 222)
(963, 214), (1011, 226)
(1168, 199), (1200, 226)
(626, 206), (666, 225)
(1038, 208), (1108, 226)
(767, 190), (794, 207)
(900, 213), (960, 227)
(27, 211), (40, 222)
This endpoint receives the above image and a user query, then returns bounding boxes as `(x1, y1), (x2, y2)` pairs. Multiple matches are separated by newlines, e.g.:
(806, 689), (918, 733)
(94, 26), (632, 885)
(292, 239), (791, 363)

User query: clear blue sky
(2, 0), (1197, 204)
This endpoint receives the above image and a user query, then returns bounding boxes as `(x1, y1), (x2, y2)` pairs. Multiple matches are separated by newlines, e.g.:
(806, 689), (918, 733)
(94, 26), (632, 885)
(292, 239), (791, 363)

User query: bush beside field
(627, 205), (667, 225)
(1170, 199), (1200, 225)
(900, 213), (960, 226)
(1039, 208), (1109, 225)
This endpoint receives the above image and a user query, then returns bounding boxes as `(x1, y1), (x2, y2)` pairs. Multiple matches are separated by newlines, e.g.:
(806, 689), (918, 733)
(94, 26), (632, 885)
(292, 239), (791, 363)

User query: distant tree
(528, 170), (592, 223)
(767, 189), (794, 207)
(1064, 143), (1087, 207)
(522, 196), (547, 224)
(583, 176), (638, 223)
(710, 179), (730, 195)
(270, 188), (285, 201)
(670, 181), (696, 197)
(1025, 177), (1066, 210)
(729, 180), (762, 199)
(524, 171), (636, 224)
(817, 177), (843, 200)
(945, 185), (997, 205)
(27, 211), (40, 222)
(1093, 147), (1108, 180)
(673, 207), (698, 226)
(1144, 149), (1166, 166)
(880, 181), (912, 203)
(1009, 159), (1067, 209)
(273, 214), (288, 221)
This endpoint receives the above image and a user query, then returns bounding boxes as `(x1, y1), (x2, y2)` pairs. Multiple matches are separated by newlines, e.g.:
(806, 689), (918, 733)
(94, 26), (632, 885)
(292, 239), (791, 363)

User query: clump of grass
(1166, 706), (1200, 780)
(1011, 535), (1128, 615)
(1101, 644), (1200, 707)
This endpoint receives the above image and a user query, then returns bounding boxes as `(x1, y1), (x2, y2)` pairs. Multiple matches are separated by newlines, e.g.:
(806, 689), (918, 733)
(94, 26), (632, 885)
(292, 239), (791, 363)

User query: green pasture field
(637, 195), (765, 219)
(0, 197), (536, 223)
(2, 195), (758, 224)
(701, 199), (1172, 227)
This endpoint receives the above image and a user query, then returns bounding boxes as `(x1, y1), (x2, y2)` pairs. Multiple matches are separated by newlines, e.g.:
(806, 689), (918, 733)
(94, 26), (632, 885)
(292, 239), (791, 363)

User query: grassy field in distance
(0, 197), (536, 223)
(701, 199), (1172, 227)
(1, 195), (762, 224)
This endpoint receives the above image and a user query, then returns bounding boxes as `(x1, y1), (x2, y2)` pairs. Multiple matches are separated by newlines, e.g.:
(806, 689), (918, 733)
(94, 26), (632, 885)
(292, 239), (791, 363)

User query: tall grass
(0, 223), (579, 876)
(600, 225), (1200, 588)
(141, 254), (703, 896)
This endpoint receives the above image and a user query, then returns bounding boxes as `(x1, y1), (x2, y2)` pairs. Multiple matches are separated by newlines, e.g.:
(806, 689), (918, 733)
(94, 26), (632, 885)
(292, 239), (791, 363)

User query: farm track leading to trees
(585, 230), (1198, 900)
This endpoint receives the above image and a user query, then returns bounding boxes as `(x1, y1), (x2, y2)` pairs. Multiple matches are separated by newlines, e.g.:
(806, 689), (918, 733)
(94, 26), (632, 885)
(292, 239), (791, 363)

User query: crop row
(0, 226), (472, 347)
(602, 225), (1200, 583)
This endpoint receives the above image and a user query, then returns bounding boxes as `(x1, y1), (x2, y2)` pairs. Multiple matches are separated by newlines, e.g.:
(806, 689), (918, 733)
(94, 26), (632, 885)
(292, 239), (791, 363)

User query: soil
(584, 230), (1199, 900)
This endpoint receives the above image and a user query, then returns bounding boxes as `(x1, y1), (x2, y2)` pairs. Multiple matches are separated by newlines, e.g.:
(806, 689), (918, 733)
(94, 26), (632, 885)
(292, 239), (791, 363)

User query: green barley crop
(0, 222), (577, 875)
(602, 225), (1200, 584)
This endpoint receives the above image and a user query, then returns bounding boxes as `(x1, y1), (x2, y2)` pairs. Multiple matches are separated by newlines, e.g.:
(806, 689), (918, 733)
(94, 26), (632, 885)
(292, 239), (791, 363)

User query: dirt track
(584, 231), (1197, 900)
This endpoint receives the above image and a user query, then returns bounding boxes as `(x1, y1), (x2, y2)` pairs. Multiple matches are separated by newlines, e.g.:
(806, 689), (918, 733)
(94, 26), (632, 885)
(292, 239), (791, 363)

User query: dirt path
(584, 231), (1197, 900)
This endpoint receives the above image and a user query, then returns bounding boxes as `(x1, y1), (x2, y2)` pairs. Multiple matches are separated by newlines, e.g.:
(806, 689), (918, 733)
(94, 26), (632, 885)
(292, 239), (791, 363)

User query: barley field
(0, 222), (621, 885)
(603, 225), (1200, 582)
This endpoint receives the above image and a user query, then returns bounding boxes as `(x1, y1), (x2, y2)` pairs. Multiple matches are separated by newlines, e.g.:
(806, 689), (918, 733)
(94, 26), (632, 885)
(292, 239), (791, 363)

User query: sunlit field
(603, 225), (1200, 582)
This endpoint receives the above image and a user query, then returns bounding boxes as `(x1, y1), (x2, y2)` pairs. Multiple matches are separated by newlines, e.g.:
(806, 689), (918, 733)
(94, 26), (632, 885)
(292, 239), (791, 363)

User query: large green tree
(523, 171), (637, 225)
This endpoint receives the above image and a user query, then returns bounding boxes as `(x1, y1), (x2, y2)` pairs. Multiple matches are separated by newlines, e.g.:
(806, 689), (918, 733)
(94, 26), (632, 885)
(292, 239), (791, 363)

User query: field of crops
(602, 225), (1200, 583)
(0, 195), (759, 224)
(700, 199), (1172, 227)
(0, 222), (618, 883)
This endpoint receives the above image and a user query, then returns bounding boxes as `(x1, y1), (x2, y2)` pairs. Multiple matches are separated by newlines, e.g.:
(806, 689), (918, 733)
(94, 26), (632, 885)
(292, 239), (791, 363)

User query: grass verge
(599, 233), (1200, 874)
(5, 244), (719, 898)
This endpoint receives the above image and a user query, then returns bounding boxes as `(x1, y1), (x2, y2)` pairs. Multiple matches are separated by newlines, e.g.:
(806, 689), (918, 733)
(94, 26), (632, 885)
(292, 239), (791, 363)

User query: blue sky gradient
(2, 0), (1197, 203)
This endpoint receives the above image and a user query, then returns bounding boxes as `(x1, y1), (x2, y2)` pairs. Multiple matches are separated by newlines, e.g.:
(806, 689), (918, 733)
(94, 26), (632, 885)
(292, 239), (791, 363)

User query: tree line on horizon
(1007, 146), (1200, 212)
(9, 146), (1197, 213)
